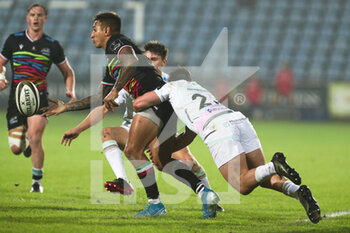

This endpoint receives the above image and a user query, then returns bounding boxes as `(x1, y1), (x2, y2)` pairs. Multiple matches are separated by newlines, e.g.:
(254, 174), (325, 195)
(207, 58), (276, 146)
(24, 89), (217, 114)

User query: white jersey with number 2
(154, 80), (261, 168)
(154, 80), (245, 137)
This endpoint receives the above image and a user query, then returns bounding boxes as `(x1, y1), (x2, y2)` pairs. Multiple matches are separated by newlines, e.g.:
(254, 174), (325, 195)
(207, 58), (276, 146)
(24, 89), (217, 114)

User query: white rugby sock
(255, 162), (276, 182)
(282, 181), (299, 199)
(200, 176), (211, 189)
(196, 183), (206, 199)
(32, 168), (43, 183)
(194, 167), (211, 188)
(102, 140), (128, 180)
(148, 198), (161, 204)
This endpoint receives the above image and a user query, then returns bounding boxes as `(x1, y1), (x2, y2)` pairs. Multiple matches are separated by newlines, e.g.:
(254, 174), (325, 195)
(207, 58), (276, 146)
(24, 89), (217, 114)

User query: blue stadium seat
(2, 0), (349, 82)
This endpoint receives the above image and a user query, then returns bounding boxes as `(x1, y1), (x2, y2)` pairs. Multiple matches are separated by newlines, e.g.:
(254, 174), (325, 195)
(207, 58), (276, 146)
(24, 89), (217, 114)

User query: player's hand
(41, 98), (67, 117)
(66, 90), (76, 102)
(103, 88), (119, 112)
(0, 79), (9, 90)
(61, 128), (80, 146)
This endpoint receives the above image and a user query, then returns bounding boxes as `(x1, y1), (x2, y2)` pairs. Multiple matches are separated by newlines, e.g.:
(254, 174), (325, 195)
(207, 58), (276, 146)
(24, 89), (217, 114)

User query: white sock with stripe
(282, 181), (300, 199)
(194, 167), (211, 188)
(102, 140), (128, 180)
(255, 162), (276, 183)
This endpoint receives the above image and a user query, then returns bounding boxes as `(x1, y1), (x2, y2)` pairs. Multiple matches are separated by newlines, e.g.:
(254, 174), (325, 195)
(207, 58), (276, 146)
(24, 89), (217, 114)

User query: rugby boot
(104, 178), (134, 195)
(298, 185), (321, 224)
(30, 182), (43, 193)
(201, 187), (220, 219)
(134, 202), (167, 217)
(23, 146), (31, 158)
(272, 152), (301, 185)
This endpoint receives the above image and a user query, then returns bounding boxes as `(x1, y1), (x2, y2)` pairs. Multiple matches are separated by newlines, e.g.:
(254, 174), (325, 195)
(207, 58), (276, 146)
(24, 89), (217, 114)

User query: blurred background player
(245, 75), (263, 107)
(133, 68), (321, 224)
(273, 62), (295, 106)
(0, 3), (76, 193)
(103, 41), (214, 195)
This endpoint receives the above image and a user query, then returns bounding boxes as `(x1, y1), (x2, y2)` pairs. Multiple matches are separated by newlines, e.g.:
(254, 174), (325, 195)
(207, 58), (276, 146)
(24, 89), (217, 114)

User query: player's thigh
(245, 148), (266, 169)
(127, 114), (159, 152)
(237, 119), (264, 169)
(219, 152), (249, 191)
(27, 115), (47, 141)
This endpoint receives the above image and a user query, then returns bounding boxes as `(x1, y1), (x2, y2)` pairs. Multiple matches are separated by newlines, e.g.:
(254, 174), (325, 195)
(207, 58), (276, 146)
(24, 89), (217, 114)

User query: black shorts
(6, 91), (49, 130)
(129, 67), (174, 129)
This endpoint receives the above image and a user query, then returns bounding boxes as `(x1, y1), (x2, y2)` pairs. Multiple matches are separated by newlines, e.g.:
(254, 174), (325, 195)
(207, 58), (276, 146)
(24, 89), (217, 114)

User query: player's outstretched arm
(58, 60), (76, 102)
(41, 98), (67, 117)
(104, 47), (138, 111)
(173, 127), (197, 151)
(133, 91), (162, 112)
(61, 104), (111, 146)
(41, 85), (113, 117)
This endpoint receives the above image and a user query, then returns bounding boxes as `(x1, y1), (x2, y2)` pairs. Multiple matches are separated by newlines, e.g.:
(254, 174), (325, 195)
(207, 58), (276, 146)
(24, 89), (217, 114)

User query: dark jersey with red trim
(101, 34), (173, 125)
(0, 30), (66, 94)
(101, 34), (164, 98)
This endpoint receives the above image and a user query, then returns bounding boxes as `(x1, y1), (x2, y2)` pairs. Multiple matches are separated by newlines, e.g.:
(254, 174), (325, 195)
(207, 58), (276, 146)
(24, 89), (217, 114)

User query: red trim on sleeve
(117, 45), (133, 58)
(0, 53), (8, 62)
(58, 57), (68, 65)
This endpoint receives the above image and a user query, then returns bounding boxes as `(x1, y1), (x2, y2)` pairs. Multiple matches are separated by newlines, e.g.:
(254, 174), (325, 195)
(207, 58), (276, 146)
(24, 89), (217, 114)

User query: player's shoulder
(170, 80), (191, 86)
(106, 34), (127, 53)
(42, 33), (60, 44)
(43, 34), (55, 43)
(106, 34), (140, 54)
(7, 31), (25, 40)
(170, 80), (200, 92)
(162, 80), (185, 90)
(12, 31), (25, 37)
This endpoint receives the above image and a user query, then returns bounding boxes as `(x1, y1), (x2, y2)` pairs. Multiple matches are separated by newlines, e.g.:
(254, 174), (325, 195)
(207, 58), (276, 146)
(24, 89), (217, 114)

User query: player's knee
(101, 127), (113, 141)
(239, 185), (253, 195)
(27, 133), (41, 146)
(10, 145), (22, 155)
(8, 131), (26, 154)
(124, 144), (141, 160)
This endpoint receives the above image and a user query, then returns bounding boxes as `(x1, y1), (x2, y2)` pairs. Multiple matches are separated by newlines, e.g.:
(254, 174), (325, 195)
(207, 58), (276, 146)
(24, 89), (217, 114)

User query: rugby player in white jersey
(103, 41), (215, 197)
(133, 68), (321, 224)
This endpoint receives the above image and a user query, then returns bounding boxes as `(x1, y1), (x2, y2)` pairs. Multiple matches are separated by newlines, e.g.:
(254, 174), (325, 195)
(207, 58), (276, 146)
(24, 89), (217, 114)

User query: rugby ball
(15, 80), (40, 116)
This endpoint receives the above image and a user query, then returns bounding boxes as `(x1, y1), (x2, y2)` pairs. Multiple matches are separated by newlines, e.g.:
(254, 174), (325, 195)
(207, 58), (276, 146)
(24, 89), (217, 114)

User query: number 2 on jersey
(192, 94), (211, 109)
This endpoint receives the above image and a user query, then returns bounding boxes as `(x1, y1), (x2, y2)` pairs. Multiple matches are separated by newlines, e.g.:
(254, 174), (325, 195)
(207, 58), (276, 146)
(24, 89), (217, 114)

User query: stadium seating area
(1, 0), (350, 83)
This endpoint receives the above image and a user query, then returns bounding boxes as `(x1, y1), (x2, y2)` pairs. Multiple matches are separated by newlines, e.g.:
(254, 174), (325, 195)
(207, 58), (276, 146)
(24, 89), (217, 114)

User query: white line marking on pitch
(299, 210), (350, 222)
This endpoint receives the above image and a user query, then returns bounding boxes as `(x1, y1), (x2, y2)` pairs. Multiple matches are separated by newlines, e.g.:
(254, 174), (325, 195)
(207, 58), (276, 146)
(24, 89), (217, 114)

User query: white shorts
(203, 114), (261, 168)
(136, 108), (163, 129)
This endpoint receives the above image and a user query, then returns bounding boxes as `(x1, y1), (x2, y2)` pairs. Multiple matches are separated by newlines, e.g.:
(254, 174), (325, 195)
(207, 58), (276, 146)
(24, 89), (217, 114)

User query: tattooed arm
(41, 84), (113, 117)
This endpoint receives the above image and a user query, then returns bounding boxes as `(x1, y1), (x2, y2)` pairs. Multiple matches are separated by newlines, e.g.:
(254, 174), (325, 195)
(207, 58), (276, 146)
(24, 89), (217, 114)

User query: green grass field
(0, 111), (350, 233)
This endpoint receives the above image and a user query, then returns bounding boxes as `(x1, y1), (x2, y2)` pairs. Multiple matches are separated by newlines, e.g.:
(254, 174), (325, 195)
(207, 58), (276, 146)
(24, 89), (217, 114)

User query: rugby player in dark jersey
(59, 12), (220, 218)
(0, 3), (76, 193)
